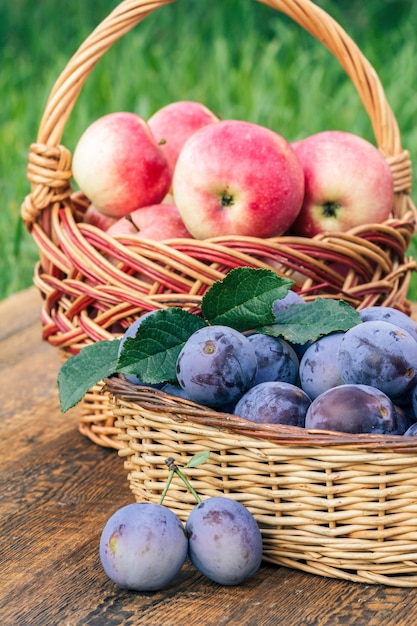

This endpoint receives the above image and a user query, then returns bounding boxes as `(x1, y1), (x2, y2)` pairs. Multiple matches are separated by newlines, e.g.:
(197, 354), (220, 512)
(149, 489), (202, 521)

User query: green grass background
(2, 0), (417, 301)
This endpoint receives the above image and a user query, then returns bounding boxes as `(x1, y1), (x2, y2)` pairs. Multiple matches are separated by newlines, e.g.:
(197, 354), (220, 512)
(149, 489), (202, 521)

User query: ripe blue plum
(272, 290), (305, 314)
(305, 383), (400, 434)
(412, 385), (417, 418)
(289, 339), (313, 360)
(233, 381), (311, 427)
(404, 422), (417, 436)
(161, 382), (191, 400)
(393, 404), (415, 434)
(99, 502), (188, 591)
(359, 305), (417, 344)
(299, 332), (344, 399)
(338, 320), (417, 401)
(176, 325), (258, 408)
(247, 333), (299, 385)
(185, 497), (263, 585)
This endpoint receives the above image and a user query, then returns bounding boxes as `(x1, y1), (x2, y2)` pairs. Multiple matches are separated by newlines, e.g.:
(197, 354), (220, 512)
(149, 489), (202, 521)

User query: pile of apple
(73, 100), (394, 244)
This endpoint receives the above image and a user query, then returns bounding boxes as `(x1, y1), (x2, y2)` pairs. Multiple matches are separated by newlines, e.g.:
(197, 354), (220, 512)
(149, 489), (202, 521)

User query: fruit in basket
(359, 305), (417, 343)
(106, 204), (192, 240)
(305, 383), (401, 434)
(99, 502), (188, 591)
(404, 422), (417, 436)
(83, 204), (117, 231)
(412, 386), (417, 417)
(272, 290), (305, 313)
(161, 382), (192, 400)
(299, 332), (344, 400)
(148, 100), (219, 175)
(393, 404), (416, 433)
(59, 262), (417, 440)
(72, 112), (171, 218)
(247, 333), (299, 385)
(291, 130), (394, 237)
(176, 325), (258, 408)
(185, 497), (263, 586)
(338, 320), (417, 401)
(233, 381), (311, 426)
(172, 120), (305, 239)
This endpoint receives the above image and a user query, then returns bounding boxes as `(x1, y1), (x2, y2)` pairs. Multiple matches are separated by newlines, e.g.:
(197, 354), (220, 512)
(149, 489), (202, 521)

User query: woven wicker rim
(104, 376), (417, 451)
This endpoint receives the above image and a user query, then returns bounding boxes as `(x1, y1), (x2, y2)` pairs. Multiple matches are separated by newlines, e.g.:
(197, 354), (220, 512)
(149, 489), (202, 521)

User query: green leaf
(261, 298), (362, 344)
(185, 451), (211, 468)
(117, 308), (207, 384)
(201, 267), (293, 331)
(58, 339), (120, 413)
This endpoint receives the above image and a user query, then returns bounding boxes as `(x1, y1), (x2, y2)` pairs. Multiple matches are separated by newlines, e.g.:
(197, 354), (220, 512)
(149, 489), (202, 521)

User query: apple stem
(125, 213), (140, 232)
(221, 193), (234, 208)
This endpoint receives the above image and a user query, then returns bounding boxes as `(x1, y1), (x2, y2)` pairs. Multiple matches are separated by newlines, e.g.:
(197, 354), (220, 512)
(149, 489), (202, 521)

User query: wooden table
(1, 287), (417, 626)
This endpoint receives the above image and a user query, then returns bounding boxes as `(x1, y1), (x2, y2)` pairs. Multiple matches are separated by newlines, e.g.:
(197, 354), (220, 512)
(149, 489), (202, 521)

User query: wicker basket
(21, 0), (416, 450)
(106, 376), (417, 587)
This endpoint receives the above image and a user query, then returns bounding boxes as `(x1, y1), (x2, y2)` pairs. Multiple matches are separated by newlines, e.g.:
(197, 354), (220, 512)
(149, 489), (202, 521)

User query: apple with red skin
(148, 100), (219, 176)
(172, 120), (305, 239)
(83, 204), (118, 231)
(72, 112), (172, 218)
(106, 204), (192, 241)
(291, 130), (394, 237)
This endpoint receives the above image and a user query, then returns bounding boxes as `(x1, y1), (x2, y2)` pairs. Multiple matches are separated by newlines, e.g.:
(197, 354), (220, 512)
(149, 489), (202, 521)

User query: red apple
(172, 120), (305, 239)
(106, 204), (192, 241)
(148, 101), (219, 175)
(83, 204), (118, 231)
(291, 130), (394, 237)
(72, 112), (172, 218)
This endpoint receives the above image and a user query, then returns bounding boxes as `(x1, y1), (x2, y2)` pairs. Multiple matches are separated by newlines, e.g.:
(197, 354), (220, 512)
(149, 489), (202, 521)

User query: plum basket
(107, 375), (417, 587)
(20, 0), (417, 580)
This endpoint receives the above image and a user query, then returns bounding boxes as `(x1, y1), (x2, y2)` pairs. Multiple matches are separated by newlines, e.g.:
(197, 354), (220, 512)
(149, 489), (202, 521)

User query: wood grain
(1, 287), (417, 626)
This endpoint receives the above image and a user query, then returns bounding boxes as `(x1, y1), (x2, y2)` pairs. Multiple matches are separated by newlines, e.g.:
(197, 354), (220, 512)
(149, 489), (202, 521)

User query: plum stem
(161, 457), (202, 504)
(158, 468), (175, 505)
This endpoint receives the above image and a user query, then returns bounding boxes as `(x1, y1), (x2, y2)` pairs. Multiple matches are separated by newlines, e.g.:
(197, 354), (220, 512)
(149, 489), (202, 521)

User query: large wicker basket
(21, 0), (416, 450)
(107, 376), (417, 587)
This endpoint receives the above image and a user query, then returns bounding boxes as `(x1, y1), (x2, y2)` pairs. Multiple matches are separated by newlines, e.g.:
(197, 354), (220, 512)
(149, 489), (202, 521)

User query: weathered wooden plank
(2, 288), (417, 625)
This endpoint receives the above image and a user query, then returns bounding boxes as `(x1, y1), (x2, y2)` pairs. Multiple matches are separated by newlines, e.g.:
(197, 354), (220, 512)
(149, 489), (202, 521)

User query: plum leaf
(261, 298), (362, 344)
(201, 267), (293, 330)
(186, 450), (211, 468)
(58, 339), (120, 413)
(117, 307), (207, 384)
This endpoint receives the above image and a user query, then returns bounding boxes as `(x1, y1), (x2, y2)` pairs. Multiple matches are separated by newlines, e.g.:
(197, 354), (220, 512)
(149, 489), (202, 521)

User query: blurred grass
(1, 0), (417, 300)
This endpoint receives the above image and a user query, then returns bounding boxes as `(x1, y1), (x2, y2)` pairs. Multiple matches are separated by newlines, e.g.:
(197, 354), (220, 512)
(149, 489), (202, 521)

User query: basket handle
(22, 0), (413, 228)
